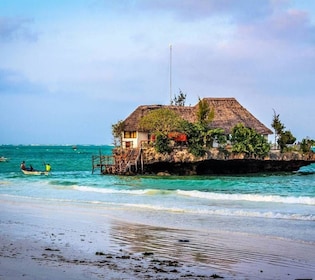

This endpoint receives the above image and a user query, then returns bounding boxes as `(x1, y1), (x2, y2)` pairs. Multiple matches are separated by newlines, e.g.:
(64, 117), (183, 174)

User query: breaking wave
(72, 186), (314, 205)
(176, 190), (315, 205)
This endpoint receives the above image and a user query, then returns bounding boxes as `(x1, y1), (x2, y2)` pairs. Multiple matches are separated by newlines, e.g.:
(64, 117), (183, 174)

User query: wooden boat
(21, 169), (50, 176)
(0, 156), (9, 162)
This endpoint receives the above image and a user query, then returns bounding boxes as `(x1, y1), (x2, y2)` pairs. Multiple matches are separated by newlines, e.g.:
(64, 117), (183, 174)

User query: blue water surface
(1, 145), (314, 242)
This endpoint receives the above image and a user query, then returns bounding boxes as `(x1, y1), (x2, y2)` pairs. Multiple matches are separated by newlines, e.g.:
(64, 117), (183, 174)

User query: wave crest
(176, 190), (315, 205)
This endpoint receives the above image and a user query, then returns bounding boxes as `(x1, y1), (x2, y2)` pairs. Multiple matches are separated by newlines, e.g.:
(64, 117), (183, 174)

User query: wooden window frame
(124, 131), (137, 139)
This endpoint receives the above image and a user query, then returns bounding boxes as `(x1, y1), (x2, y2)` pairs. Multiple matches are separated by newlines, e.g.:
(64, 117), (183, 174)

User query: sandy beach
(1, 196), (315, 280)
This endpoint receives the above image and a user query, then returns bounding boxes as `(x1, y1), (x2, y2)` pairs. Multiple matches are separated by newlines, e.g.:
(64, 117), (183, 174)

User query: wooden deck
(92, 148), (144, 175)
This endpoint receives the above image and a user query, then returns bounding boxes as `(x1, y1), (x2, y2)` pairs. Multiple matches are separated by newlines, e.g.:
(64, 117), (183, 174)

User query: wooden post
(141, 149), (144, 173)
(99, 149), (102, 174)
(92, 156), (94, 174)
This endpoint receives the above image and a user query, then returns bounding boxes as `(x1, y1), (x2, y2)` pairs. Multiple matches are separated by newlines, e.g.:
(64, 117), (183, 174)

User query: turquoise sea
(1, 145), (315, 244)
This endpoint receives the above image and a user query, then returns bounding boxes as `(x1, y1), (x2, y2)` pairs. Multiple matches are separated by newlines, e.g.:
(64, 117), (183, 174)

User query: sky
(1, 0), (315, 145)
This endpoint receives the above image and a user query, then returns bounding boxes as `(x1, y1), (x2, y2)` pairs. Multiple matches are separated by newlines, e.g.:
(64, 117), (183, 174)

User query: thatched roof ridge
(123, 98), (272, 135)
(198, 98), (273, 135)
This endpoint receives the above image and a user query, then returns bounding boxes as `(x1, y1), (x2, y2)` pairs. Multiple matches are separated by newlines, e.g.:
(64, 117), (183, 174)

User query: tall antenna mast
(169, 44), (172, 105)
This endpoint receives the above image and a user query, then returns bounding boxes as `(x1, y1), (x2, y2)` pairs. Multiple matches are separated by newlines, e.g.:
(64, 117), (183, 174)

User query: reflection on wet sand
(110, 220), (315, 279)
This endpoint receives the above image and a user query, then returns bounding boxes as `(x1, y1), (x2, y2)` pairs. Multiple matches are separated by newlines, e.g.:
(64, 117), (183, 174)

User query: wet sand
(1, 197), (314, 279)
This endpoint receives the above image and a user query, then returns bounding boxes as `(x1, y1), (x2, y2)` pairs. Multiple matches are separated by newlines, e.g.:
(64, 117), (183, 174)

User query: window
(125, 141), (133, 148)
(124, 131), (137, 138)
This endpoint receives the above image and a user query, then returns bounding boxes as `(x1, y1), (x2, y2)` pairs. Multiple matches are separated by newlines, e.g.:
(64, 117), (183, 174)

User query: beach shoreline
(1, 196), (314, 279)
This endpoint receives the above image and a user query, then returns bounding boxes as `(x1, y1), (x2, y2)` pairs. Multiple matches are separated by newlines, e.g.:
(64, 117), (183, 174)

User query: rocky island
(141, 149), (315, 175)
(95, 146), (315, 176)
(96, 97), (315, 176)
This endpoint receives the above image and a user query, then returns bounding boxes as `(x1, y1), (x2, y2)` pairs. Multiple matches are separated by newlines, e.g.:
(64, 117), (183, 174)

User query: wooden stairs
(92, 148), (143, 175)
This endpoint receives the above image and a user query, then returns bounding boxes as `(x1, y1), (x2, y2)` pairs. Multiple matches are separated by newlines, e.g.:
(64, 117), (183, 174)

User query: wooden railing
(92, 155), (115, 174)
(92, 148), (144, 175)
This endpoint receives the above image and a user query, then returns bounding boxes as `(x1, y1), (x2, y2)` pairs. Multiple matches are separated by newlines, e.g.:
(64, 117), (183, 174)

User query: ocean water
(1, 145), (314, 244)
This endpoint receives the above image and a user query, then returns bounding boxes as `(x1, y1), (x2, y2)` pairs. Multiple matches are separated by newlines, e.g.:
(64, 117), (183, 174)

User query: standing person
(45, 163), (51, 172)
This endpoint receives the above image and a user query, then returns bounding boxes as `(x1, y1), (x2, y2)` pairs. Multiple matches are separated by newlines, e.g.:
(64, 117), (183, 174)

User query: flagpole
(169, 44), (172, 105)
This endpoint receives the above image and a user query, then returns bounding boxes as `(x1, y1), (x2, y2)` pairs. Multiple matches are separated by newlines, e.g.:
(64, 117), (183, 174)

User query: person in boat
(20, 161), (26, 170)
(45, 163), (51, 172)
(21, 161), (35, 171)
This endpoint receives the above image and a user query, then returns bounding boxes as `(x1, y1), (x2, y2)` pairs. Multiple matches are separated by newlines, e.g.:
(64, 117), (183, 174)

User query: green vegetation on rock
(231, 123), (270, 158)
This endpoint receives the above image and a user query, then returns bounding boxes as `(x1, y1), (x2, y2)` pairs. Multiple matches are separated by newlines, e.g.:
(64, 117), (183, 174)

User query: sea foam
(176, 190), (315, 205)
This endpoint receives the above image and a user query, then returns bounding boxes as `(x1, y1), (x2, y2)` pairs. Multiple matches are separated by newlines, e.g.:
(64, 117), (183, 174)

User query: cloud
(1, 0), (315, 143)
(0, 68), (44, 95)
(237, 9), (315, 44)
(136, 0), (273, 22)
(0, 17), (38, 42)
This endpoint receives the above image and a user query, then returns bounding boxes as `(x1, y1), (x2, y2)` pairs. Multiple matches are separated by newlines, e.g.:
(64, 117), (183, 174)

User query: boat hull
(21, 169), (50, 176)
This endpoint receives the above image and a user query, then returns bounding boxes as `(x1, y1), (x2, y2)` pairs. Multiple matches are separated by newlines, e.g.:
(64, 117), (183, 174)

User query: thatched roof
(200, 98), (273, 134)
(123, 98), (273, 135)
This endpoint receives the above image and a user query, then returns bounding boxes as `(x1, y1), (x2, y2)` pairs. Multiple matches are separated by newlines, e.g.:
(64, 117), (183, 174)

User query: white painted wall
(122, 131), (149, 148)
